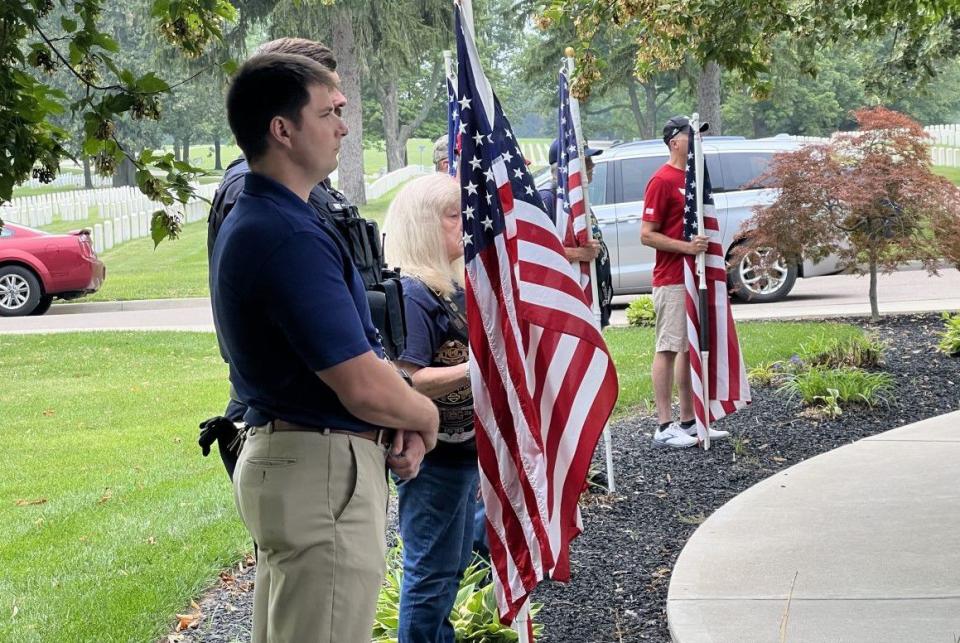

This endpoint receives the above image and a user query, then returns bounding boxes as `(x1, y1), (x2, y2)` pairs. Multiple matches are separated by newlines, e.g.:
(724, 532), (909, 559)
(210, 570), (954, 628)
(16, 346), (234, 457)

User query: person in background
(382, 173), (477, 643)
(539, 138), (614, 327)
(433, 134), (450, 173)
(640, 115), (728, 448)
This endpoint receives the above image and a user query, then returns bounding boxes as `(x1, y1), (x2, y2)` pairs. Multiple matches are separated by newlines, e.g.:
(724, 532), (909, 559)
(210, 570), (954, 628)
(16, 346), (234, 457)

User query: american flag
(555, 64), (592, 305)
(446, 74), (460, 176)
(455, 0), (618, 625)
(682, 128), (751, 442)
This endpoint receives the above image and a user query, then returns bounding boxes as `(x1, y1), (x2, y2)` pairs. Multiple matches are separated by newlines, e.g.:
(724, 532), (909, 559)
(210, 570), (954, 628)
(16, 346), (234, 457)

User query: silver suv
(583, 136), (841, 301)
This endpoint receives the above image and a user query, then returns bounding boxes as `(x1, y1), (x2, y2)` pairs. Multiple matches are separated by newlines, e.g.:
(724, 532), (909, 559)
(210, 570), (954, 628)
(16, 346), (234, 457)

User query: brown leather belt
(268, 419), (392, 446)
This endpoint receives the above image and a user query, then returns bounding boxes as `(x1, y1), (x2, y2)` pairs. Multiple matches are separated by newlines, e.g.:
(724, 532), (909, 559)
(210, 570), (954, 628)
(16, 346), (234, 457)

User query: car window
(714, 152), (774, 192)
(588, 161), (608, 206)
(617, 155), (668, 203)
(0, 227), (12, 238)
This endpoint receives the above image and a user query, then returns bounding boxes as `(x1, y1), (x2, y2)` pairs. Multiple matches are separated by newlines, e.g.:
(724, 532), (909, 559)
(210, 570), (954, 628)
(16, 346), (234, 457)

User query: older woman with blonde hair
(383, 173), (476, 643)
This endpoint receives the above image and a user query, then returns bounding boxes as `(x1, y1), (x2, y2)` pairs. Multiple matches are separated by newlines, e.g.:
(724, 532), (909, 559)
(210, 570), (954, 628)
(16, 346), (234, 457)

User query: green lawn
(82, 219), (210, 302)
(604, 320), (863, 416)
(0, 320), (861, 640)
(0, 332), (244, 643)
(933, 165), (960, 185)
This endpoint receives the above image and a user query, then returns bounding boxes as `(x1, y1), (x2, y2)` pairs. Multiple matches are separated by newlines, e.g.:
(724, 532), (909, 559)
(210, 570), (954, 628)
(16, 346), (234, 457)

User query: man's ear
(266, 115), (294, 151)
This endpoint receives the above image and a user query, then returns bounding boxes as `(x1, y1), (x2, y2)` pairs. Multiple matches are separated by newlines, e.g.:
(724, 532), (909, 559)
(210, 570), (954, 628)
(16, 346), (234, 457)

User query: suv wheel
(729, 248), (797, 303)
(0, 265), (42, 316)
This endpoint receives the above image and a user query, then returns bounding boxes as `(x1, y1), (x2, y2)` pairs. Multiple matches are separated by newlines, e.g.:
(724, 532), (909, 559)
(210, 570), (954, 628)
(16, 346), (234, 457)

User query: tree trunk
(697, 61), (722, 135)
(868, 248), (880, 322)
(112, 157), (137, 187)
(173, 140), (181, 162)
(182, 138), (191, 166)
(331, 6), (366, 204)
(752, 109), (766, 139)
(213, 135), (223, 171)
(626, 82), (645, 138)
(382, 59), (443, 172)
(82, 156), (93, 189)
(643, 82), (658, 139)
(380, 80), (404, 172)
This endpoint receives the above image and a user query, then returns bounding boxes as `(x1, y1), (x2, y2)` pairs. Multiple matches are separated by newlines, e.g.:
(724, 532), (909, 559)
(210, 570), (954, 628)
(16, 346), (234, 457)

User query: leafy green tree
(1, 0), (236, 242)
(538, 0), (960, 133)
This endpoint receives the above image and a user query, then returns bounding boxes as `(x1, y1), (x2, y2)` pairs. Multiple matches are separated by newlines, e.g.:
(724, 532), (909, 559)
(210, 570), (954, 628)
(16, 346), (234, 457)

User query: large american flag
(682, 128), (751, 443)
(455, 0), (618, 625)
(555, 64), (592, 305)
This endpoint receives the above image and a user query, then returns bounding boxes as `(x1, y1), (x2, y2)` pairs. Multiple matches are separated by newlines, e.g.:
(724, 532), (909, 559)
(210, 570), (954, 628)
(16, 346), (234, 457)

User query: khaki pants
(233, 425), (388, 643)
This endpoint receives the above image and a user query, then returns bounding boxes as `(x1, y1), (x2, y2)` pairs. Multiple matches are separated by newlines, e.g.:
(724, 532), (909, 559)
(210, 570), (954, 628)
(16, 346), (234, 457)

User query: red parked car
(0, 223), (106, 316)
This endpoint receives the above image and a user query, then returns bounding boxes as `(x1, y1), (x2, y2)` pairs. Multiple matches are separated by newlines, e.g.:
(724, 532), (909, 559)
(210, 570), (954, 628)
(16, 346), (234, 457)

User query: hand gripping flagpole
(565, 47), (616, 493)
(691, 113), (711, 451)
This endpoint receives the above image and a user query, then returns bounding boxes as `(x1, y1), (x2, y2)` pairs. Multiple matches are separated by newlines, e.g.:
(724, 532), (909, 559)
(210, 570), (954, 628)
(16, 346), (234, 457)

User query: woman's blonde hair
(382, 174), (464, 296)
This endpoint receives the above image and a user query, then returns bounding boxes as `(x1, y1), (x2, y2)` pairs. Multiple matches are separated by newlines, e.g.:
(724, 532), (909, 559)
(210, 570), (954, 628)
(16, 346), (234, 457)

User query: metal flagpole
(443, 49), (455, 91)
(691, 113), (711, 451)
(565, 47), (615, 493)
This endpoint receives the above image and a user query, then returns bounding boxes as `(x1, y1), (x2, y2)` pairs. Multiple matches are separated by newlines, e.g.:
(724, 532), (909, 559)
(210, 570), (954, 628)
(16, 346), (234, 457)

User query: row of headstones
(18, 173), (112, 190)
(924, 124), (960, 148)
(782, 131), (960, 167)
(3, 186), (155, 226)
(931, 146), (960, 167)
(88, 194), (212, 254)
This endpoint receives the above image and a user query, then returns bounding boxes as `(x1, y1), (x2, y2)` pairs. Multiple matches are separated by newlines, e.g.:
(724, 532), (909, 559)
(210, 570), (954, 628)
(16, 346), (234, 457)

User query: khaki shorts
(653, 284), (688, 353)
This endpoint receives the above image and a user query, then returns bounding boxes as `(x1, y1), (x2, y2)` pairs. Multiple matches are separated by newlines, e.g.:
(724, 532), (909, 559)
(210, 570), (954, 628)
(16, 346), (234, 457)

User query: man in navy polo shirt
(213, 53), (439, 643)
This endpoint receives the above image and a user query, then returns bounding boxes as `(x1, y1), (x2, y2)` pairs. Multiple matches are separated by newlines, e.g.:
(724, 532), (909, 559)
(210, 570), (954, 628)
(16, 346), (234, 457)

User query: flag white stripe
(546, 344), (608, 553)
(469, 254), (549, 568)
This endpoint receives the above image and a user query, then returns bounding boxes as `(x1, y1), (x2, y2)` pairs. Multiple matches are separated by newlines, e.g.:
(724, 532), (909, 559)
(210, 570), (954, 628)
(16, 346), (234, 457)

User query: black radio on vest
(207, 157), (407, 359)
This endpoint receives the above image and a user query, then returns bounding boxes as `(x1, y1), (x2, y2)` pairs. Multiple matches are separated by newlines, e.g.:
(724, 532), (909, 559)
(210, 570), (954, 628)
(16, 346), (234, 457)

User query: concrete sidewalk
(667, 411), (960, 643)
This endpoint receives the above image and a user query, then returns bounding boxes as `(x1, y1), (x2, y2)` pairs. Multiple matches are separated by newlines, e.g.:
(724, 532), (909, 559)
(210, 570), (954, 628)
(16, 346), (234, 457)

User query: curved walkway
(667, 411), (960, 643)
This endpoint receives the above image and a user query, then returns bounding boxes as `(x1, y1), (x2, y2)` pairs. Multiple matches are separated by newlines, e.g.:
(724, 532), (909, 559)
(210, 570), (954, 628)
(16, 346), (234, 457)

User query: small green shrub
(373, 540), (543, 642)
(779, 367), (894, 409)
(800, 332), (886, 368)
(626, 296), (656, 327)
(747, 355), (805, 387)
(938, 312), (960, 356)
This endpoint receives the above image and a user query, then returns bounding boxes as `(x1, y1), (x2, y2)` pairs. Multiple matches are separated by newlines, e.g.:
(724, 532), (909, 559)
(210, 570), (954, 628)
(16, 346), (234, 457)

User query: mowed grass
(81, 219), (210, 302)
(0, 321), (860, 639)
(933, 165), (960, 185)
(64, 184), (404, 302)
(0, 332), (245, 643)
(604, 320), (863, 416)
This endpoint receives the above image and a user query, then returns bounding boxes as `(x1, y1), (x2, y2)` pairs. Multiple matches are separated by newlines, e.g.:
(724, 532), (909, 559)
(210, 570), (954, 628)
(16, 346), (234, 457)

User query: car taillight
(77, 233), (94, 258)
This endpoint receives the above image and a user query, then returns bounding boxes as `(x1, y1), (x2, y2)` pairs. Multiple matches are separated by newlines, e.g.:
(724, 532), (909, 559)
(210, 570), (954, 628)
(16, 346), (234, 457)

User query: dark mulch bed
(168, 313), (960, 643)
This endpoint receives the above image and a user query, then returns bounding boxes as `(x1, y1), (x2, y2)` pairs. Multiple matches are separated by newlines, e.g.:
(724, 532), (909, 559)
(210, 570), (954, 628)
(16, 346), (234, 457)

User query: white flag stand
(565, 48), (616, 493)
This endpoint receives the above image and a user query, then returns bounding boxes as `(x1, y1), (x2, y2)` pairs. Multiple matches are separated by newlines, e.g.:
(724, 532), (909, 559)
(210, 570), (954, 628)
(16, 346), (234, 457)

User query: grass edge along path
(1, 320), (858, 641)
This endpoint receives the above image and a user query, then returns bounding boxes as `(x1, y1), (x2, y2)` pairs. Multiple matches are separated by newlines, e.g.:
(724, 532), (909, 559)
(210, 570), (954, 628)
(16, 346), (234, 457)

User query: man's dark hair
(226, 53), (335, 162)
(254, 37), (337, 71)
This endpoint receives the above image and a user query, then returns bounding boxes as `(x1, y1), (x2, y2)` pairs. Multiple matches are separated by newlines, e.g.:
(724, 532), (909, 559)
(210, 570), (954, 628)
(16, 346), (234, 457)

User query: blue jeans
(396, 458), (478, 643)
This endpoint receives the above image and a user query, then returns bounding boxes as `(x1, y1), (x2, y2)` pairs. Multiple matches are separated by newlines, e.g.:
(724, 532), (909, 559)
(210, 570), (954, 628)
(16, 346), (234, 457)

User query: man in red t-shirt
(640, 116), (728, 448)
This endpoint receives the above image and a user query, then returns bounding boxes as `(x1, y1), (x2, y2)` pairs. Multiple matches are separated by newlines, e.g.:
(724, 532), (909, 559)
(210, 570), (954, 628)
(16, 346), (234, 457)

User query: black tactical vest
(208, 158), (407, 359)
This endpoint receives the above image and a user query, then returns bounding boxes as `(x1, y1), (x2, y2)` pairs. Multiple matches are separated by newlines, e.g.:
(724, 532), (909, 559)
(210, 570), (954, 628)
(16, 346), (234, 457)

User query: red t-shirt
(641, 164), (687, 286)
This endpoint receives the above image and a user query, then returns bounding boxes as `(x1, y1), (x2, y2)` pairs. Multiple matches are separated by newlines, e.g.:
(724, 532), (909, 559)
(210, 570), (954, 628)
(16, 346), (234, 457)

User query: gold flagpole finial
(564, 46), (575, 58)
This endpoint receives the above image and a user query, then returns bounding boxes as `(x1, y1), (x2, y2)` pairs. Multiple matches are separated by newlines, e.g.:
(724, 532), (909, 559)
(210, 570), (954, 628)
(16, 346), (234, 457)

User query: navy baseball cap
(663, 115), (709, 145)
(549, 138), (603, 166)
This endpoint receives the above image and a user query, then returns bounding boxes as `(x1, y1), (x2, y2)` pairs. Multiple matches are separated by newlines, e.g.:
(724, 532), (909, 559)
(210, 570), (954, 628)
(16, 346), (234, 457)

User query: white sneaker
(680, 423), (730, 440)
(653, 423), (699, 449)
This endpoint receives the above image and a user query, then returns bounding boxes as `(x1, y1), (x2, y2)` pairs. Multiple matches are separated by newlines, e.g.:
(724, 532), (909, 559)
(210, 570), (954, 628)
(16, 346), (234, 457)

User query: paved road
(610, 266), (960, 325)
(1, 268), (958, 335)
